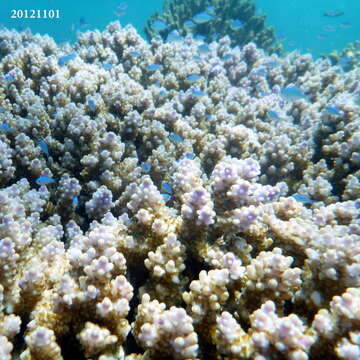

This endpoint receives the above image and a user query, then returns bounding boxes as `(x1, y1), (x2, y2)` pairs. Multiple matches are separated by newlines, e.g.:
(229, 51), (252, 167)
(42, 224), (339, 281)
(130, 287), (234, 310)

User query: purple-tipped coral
(0, 20), (359, 359)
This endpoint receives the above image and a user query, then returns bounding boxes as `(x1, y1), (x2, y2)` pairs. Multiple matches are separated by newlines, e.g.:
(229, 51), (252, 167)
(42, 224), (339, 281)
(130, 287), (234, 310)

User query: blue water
(2, 0), (360, 58)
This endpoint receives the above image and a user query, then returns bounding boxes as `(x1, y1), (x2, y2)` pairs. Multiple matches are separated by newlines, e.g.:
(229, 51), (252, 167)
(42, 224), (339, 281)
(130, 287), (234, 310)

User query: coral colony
(145, 0), (282, 55)
(0, 19), (359, 360)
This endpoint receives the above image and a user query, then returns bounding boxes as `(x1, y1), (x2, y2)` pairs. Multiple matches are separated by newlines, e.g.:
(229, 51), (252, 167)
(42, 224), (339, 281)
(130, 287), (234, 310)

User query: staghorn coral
(0, 21), (359, 359)
(145, 0), (282, 54)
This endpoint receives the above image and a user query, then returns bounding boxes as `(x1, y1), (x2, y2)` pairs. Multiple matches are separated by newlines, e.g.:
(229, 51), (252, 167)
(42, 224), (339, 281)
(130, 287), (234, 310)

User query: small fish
(141, 162), (151, 172)
(317, 33), (327, 40)
(280, 86), (308, 101)
(0, 106), (5, 113)
(161, 193), (171, 202)
(340, 21), (351, 28)
(152, 20), (168, 31)
(58, 53), (77, 66)
(323, 25), (336, 32)
(38, 140), (49, 156)
(267, 60), (277, 67)
(3, 74), (14, 82)
(36, 176), (55, 186)
(222, 53), (234, 61)
(266, 110), (281, 121)
(230, 19), (244, 31)
(292, 194), (315, 204)
(129, 51), (141, 57)
(277, 33), (287, 42)
(72, 196), (79, 207)
(117, 1), (128, 10)
(114, 9), (126, 17)
(324, 106), (342, 116)
(87, 99), (96, 112)
(183, 20), (196, 31)
(114, 2), (128, 16)
(79, 17), (89, 29)
(192, 55), (202, 61)
(191, 89), (205, 97)
(147, 64), (161, 71)
(185, 153), (195, 159)
(193, 12), (214, 24)
(194, 34), (206, 41)
(169, 133), (184, 143)
(186, 74), (202, 83)
(256, 68), (267, 77)
(205, 6), (215, 15)
(1, 123), (12, 132)
(288, 40), (296, 47)
(323, 10), (344, 17)
(102, 63), (112, 70)
(197, 43), (210, 54)
(161, 183), (173, 194)
(166, 30), (182, 42)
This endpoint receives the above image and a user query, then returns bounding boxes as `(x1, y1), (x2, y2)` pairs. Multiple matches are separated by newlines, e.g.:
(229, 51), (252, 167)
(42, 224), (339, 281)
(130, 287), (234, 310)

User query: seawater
(1, 0), (359, 58)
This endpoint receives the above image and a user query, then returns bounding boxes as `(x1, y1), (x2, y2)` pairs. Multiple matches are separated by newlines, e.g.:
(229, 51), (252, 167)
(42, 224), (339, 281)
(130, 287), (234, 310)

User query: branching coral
(0, 21), (359, 359)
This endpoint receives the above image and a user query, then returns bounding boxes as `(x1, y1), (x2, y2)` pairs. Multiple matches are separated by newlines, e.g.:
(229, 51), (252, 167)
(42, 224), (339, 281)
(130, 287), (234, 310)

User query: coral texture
(0, 21), (359, 359)
(145, 0), (282, 54)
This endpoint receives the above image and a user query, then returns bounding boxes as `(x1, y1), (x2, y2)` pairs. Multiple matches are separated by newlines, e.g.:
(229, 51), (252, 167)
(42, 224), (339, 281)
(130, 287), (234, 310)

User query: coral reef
(0, 21), (359, 359)
(145, 0), (282, 54)
(326, 40), (360, 72)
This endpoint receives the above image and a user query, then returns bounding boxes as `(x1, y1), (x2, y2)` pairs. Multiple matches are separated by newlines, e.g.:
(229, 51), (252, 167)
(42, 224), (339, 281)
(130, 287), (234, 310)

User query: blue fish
(147, 64), (161, 71)
(186, 74), (202, 83)
(166, 30), (182, 42)
(292, 194), (315, 204)
(117, 1), (128, 10)
(161, 183), (173, 194)
(193, 12), (214, 24)
(169, 133), (184, 143)
(230, 19), (244, 30)
(36, 176), (55, 186)
(152, 20), (168, 31)
(267, 60), (278, 67)
(222, 53), (234, 61)
(3, 74), (14, 82)
(0, 106), (5, 113)
(183, 20), (196, 31)
(72, 196), (79, 207)
(194, 34), (206, 41)
(323, 10), (344, 17)
(266, 110), (281, 121)
(102, 63), (113, 70)
(323, 25), (336, 32)
(1, 123), (12, 132)
(87, 99), (96, 112)
(205, 6), (215, 15)
(161, 193), (171, 202)
(141, 162), (151, 172)
(79, 17), (89, 29)
(38, 140), (49, 156)
(317, 34), (327, 40)
(197, 43), (210, 54)
(280, 86), (309, 101)
(58, 53), (77, 66)
(114, 2), (128, 16)
(256, 68), (267, 77)
(324, 106), (342, 116)
(185, 153), (195, 160)
(129, 51), (141, 57)
(191, 89), (205, 97)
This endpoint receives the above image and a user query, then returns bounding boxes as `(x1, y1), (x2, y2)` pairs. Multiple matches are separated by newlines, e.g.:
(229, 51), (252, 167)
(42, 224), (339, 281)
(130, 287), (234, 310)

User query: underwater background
(2, 0), (360, 58)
